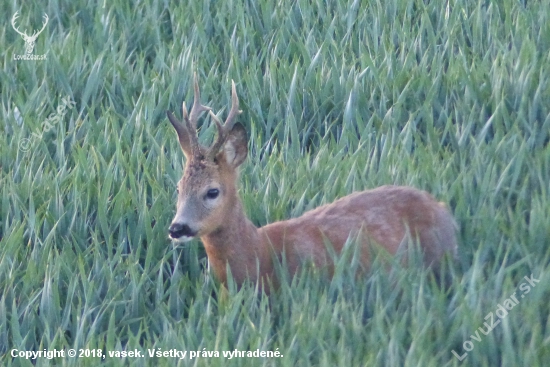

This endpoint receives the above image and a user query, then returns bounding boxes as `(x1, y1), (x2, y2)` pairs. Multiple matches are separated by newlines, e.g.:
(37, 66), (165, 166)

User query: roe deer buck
(167, 75), (457, 290)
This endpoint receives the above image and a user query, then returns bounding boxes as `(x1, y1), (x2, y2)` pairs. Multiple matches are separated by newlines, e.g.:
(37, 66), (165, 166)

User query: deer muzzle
(168, 222), (197, 242)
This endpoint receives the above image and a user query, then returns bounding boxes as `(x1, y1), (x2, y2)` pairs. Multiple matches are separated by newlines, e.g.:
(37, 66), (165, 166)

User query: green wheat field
(1, 0), (549, 366)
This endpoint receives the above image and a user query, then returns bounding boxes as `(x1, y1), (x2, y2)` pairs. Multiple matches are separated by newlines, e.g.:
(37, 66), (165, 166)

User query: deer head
(167, 74), (247, 242)
(11, 12), (49, 55)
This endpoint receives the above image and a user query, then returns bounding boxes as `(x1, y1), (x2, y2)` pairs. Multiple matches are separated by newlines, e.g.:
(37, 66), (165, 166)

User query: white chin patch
(170, 235), (195, 243)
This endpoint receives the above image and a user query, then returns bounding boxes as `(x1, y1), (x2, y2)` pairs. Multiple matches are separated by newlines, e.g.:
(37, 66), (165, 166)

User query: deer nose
(168, 222), (196, 239)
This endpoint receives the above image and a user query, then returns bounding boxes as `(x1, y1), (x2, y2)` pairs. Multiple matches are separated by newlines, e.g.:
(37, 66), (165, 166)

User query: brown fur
(167, 77), (458, 292)
(198, 185), (457, 287)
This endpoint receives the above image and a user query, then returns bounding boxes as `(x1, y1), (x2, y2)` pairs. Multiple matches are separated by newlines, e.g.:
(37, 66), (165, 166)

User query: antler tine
(224, 80), (242, 130)
(167, 110), (187, 143)
(188, 72), (211, 130)
(11, 12), (26, 37)
(206, 80), (242, 160)
(165, 99), (200, 157)
(167, 106), (201, 157)
(207, 111), (227, 160)
(32, 14), (48, 37)
(170, 73), (211, 157)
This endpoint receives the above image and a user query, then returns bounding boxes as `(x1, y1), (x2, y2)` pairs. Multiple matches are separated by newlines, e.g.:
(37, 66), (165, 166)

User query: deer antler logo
(11, 11), (49, 55)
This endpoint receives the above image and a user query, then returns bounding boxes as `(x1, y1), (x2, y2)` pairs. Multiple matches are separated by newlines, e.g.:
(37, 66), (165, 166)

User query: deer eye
(205, 188), (219, 200)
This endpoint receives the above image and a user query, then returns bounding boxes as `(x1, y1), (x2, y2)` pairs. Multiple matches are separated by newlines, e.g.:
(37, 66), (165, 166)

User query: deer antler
(206, 80), (242, 160)
(32, 14), (49, 38)
(167, 73), (211, 157)
(185, 73), (211, 130)
(11, 12), (27, 38)
(11, 12), (49, 39)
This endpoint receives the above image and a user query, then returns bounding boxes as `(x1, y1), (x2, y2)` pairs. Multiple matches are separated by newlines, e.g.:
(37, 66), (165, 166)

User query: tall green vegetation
(1, 0), (549, 365)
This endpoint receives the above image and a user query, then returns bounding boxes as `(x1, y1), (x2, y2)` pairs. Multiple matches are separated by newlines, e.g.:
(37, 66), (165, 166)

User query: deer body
(199, 186), (456, 285)
(167, 75), (457, 288)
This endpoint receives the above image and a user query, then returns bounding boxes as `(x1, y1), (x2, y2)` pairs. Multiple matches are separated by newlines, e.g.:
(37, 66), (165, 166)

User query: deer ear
(167, 110), (193, 158)
(223, 123), (248, 167)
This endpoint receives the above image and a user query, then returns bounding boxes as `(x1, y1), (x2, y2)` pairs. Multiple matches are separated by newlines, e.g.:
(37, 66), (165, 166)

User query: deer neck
(200, 199), (272, 285)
